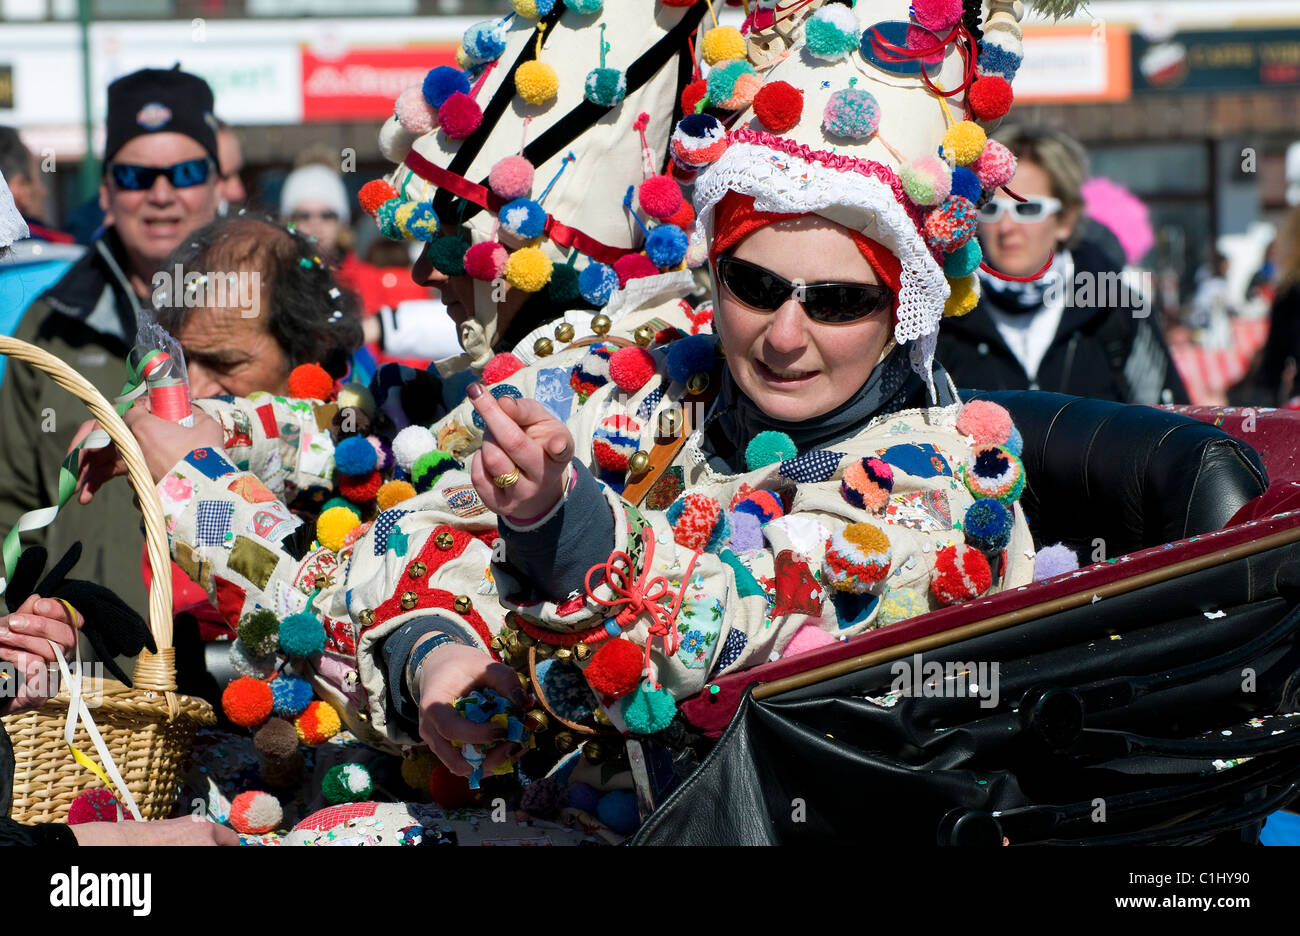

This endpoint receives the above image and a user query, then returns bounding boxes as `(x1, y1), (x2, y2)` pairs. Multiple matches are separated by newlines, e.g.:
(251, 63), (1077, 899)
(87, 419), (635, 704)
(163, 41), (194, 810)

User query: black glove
(3, 543), (155, 687)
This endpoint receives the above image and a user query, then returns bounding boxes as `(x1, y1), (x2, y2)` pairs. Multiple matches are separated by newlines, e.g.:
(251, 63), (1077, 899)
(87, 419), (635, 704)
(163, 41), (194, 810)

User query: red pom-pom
(359, 179), (399, 216)
(584, 638), (644, 699)
(338, 469), (383, 504)
(609, 346), (657, 393)
(68, 789), (133, 825)
(439, 92), (483, 140)
(464, 241), (508, 281)
(222, 676), (273, 728)
(753, 80), (803, 134)
(681, 79), (708, 116)
(967, 76), (1013, 122)
(428, 764), (481, 809)
(666, 200), (695, 228)
(639, 176), (683, 221)
(655, 326), (685, 344)
(930, 544), (993, 606)
(288, 363), (335, 401)
(613, 253), (660, 288)
(482, 352), (526, 385)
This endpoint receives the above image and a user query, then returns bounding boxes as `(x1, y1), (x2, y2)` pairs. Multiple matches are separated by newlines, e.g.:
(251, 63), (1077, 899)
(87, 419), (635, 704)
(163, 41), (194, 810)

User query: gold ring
(492, 469), (521, 489)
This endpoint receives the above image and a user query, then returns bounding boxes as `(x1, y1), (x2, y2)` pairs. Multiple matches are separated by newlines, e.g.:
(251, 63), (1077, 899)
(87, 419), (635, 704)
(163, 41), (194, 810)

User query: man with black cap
(0, 66), (221, 618)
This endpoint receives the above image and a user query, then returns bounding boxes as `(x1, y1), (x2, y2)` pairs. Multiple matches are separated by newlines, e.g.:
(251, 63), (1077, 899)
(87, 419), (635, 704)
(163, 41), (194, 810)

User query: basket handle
(0, 336), (177, 701)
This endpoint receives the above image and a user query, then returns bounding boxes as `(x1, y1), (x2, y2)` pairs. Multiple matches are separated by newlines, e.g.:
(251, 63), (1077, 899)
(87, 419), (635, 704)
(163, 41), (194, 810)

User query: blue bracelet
(406, 632), (458, 689)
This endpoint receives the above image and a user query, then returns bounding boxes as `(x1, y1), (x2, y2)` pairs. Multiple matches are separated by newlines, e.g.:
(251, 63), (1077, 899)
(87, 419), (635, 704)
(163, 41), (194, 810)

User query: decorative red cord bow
(584, 527), (701, 686)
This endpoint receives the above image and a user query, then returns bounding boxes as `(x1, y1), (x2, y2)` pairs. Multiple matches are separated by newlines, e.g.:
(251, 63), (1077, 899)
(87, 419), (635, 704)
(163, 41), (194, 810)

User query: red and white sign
(301, 46), (456, 122)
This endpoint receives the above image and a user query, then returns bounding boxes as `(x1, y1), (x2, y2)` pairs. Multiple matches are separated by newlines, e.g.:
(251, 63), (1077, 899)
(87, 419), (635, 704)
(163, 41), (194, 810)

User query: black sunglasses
(109, 158), (213, 191)
(714, 255), (894, 324)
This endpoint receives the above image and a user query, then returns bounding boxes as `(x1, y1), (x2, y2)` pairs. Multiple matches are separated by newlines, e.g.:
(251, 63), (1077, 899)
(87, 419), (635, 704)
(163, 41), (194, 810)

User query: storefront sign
(301, 46), (456, 121)
(1132, 29), (1300, 92)
(1016, 26), (1132, 103)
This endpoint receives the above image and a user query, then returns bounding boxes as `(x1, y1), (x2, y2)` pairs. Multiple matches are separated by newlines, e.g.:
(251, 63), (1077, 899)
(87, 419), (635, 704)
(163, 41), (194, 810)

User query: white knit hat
(0, 168), (29, 250)
(280, 164), (352, 225)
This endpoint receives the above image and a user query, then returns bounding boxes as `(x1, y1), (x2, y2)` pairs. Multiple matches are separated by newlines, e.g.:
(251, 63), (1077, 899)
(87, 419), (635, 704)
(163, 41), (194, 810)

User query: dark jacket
(1249, 281), (1300, 406)
(936, 241), (1189, 405)
(0, 227), (149, 618)
(1, 722), (75, 845)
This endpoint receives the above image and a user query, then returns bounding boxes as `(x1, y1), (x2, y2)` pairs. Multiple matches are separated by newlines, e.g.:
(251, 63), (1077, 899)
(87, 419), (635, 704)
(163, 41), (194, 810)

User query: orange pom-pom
(338, 469), (383, 504)
(359, 179), (399, 216)
(222, 676), (273, 728)
(376, 480), (417, 511)
(288, 363), (335, 401)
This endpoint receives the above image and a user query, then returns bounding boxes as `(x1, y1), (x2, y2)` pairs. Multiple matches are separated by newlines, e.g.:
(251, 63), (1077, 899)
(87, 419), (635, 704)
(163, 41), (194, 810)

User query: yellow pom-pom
(336, 382), (375, 418)
(316, 505), (361, 553)
(944, 274), (980, 317)
(394, 201), (419, 239)
(942, 121), (987, 166)
(701, 26), (746, 66)
(401, 750), (438, 790)
(515, 60), (559, 106)
(510, 0), (542, 17)
(376, 480), (417, 511)
(295, 700), (342, 745)
(842, 522), (891, 554)
(456, 45), (473, 70)
(504, 246), (554, 292)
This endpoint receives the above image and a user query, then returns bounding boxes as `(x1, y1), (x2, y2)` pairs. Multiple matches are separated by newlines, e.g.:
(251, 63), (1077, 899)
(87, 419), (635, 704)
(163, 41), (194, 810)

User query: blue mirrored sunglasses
(109, 158), (213, 191)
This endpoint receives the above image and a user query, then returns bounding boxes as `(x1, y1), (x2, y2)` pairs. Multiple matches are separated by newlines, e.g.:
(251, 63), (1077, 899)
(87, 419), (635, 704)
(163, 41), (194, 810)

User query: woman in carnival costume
(87, 0), (1080, 841)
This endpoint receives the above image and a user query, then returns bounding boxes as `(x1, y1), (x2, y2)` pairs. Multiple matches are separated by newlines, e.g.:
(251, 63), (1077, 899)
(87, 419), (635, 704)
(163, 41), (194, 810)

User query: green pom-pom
(620, 682), (676, 735)
(584, 67), (627, 107)
(570, 0), (602, 12)
(377, 198), (403, 240)
(745, 430), (797, 471)
(237, 609), (280, 657)
(412, 449), (459, 493)
(321, 763), (373, 804)
(279, 611), (326, 658)
(321, 497), (362, 520)
(545, 263), (582, 305)
(944, 238), (982, 278)
(805, 12), (859, 61)
(428, 236), (469, 276)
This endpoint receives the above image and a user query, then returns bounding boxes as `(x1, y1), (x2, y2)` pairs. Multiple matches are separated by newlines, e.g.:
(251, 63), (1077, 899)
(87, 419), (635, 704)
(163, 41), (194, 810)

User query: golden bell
(554, 731), (576, 753)
(518, 672), (531, 692)
(628, 451), (651, 477)
(358, 609), (375, 628)
(657, 408), (682, 438)
(583, 740), (608, 764)
(407, 561), (427, 579)
(490, 635), (505, 653)
(591, 314), (612, 336)
(533, 337), (554, 357)
(453, 594), (472, 614)
(400, 591), (419, 611)
(592, 707), (613, 727)
(573, 643), (593, 663)
(314, 573), (331, 589)
(633, 324), (655, 347)
(554, 646), (572, 661)
(554, 321), (576, 343)
(522, 709), (549, 734)
(434, 531), (455, 551)
(686, 372), (710, 395)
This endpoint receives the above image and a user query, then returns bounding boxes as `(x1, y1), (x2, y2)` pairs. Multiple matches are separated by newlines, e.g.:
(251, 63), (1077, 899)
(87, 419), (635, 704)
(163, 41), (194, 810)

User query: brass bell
(657, 408), (682, 438)
(358, 609), (375, 628)
(533, 337), (554, 357)
(518, 672), (531, 692)
(627, 451), (651, 477)
(554, 321), (576, 343)
(314, 573), (330, 589)
(434, 530), (455, 551)
(591, 314), (612, 336)
(633, 324), (655, 347)
(554, 731), (576, 753)
(453, 594), (472, 614)
(686, 372), (710, 396)
(400, 591), (419, 611)
(554, 646), (572, 661)
(490, 635), (505, 653)
(535, 642), (555, 660)
(592, 707), (613, 727)
(583, 740), (608, 764)
(573, 643), (593, 663)
(356, 710), (369, 722)
(407, 560), (427, 579)
(522, 709), (549, 734)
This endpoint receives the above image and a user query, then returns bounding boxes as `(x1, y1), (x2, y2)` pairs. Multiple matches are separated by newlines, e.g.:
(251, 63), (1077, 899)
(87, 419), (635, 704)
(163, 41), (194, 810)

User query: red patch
(255, 404), (279, 439)
(772, 549), (824, 617)
(213, 576), (248, 628)
(323, 616), (356, 655)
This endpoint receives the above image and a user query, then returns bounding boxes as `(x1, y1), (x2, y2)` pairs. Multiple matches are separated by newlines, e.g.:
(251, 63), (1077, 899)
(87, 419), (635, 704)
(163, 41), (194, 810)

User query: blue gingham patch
(778, 450), (845, 484)
(372, 508), (411, 556)
(635, 386), (663, 422)
(195, 500), (235, 547)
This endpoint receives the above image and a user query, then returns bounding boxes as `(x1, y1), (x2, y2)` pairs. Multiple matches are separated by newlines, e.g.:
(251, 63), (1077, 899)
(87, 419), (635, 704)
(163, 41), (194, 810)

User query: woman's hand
(71, 816), (240, 846)
(413, 640), (532, 777)
(74, 400), (224, 504)
(0, 595), (82, 716)
(466, 382), (575, 521)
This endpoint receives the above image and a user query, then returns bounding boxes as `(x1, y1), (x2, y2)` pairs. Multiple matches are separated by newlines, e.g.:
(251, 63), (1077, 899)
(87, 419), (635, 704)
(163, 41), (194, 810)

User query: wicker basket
(0, 335), (216, 823)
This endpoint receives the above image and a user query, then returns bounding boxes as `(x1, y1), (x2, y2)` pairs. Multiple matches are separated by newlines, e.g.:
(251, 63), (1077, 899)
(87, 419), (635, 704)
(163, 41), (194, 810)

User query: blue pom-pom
(645, 225), (689, 269)
(963, 498), (1012, 553)
(422, 66), (470, 109)
(567, 781), (601, 814)
(334, 436), (377, 476)
(950, 166), (981, 203)
(579, 262), (619, 306)
(499, 198), (547, 240)
(596, 789), (641, 835)
(978, 46), (1023, 81)
(570, 0), (602, 12)
(665, 334), (717, 385)
(270, 674), (315, 718)
(279, 612), (326, 658)
(745, 430), (798, 471)
(463, 20), (507, 62)
(621, 682), (677, 735)
(1005, 424), (1024, 457)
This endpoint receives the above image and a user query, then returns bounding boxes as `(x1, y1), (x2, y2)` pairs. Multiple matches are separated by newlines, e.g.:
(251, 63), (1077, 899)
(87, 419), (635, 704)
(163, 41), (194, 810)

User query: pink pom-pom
(723, 72), (763, 110)
(609, 346), (657, 393)
(613, 253), (660, 288)
(911, 0), (963, 32)
(955, 400), (1013, 446)
(396, 86), (437, 134)
(489, 155), (535, 200)
(438, 92), (483, 140)
(482, 352), (526, 385)
(781, 623), (838, 659)
(464, 241), (507, 281)
(639, 176), (683, 222)
(68, 789), (132, 825)
(973, 140), (1017, 191)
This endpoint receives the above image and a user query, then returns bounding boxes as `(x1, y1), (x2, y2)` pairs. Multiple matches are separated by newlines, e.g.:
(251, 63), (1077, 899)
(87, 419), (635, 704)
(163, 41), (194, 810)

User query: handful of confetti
(451, 688), (534, 788)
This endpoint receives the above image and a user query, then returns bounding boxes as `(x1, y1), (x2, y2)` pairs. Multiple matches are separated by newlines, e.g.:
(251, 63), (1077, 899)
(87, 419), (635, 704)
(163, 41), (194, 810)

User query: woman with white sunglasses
(935, 125), (1187, 405)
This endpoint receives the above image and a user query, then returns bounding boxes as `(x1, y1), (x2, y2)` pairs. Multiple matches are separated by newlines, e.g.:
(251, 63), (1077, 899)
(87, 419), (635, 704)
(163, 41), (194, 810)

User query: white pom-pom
(229, 639), (278, 679)
(378, 117), (416, 163)
(392, 425), (437, 472)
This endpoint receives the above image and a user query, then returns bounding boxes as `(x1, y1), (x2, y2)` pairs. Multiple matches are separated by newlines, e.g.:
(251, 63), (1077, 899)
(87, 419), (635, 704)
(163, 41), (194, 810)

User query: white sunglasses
(978, 196), (1063, 224)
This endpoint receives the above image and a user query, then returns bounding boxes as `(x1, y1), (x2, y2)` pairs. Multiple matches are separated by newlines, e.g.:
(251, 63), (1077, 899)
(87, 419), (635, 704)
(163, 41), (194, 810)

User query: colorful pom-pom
(706, 59), (759, 111)
(288, 362), (334, 401)
(878, 588), (930, 626)
(229, 639), (277, 679)
(464, 241), (508, 281)
(515, 59), (559, 106)
(681, 79), (708, 116)
(338, 469), (383, 505)
(596, 789), (640, 835)
(621, 681), (677, 735)
(379, 117), (415, 163)
(316, 505), (361, 553)
(1005, 425), (1024, 457)
(943, 237), (982, 277)
(322, 763), (373, 804)
(613, 253), (660, 288)
(375, 197), (403, 240)
(973, 139), (1017, 190)
(639, 176), (684, 221)
(950, 166), (981, 204)
(358, 179), (399, 217)
(666, 492), (731, 553)
(585, 67), (627, 107)
(823, 523), (892, 594)
(500, 198), (548, 241)
(745, 430), (797, 471)
(944, 274), (979, 317)
(396, 86), (437, 134)
(665, 333), (716, 386)
(510, 0), (556, 18)
(671, 114), (728, 169)
(955, 399), (1013, 447)
(841, 456), (894, 512)
(237, 608), (279, 657)
(438, 92), (483, 139)
(823, 85), (880, 139)
(1033, 543), (1079, 581)
(280, 612), (326, 658)
(782, 622), (838, 657)
(504, 246), (554, 292)
(609, 346), (657, 393)
(222, 676), (273, 728)
(422, 66), (470, 109)
(376, 479), (417, 511)
(912, 0), (964, 32)
(269, 674), (314, 718)
(931, 544), (992, 605)
(482, 352), (526, 386)
(428, 235), (470, 276)
(968, 75), (1013, 122)
(411, 449), (461, 493)
(335, 435), (378, 475)
(646, 225), (689, 269)
(901, 156), (953, 207)
(964, 498), (1012, 553)
(965, 445), (1025, 504)
(489, 156), (534, 201)
(570, 343), (615, 400)
(942, 121), (987, 166)
(463, 19), (508, 63)
(592, 415), (642, 472)
(701, 26), (746, 66)
(230, 791), (283, 835)
(805, 5), (860, 61)
(731, 488), (785, 524)
(392, 425), (436, 472)
(396, 201), (439, 242)
(295, 700), (342, 745)
(68, 789), (130, 825)
(579, 262), (619, 306)
(924, 195), (978, 252)
(583, 639), (643, 699)
(753, 80), (803, 133)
